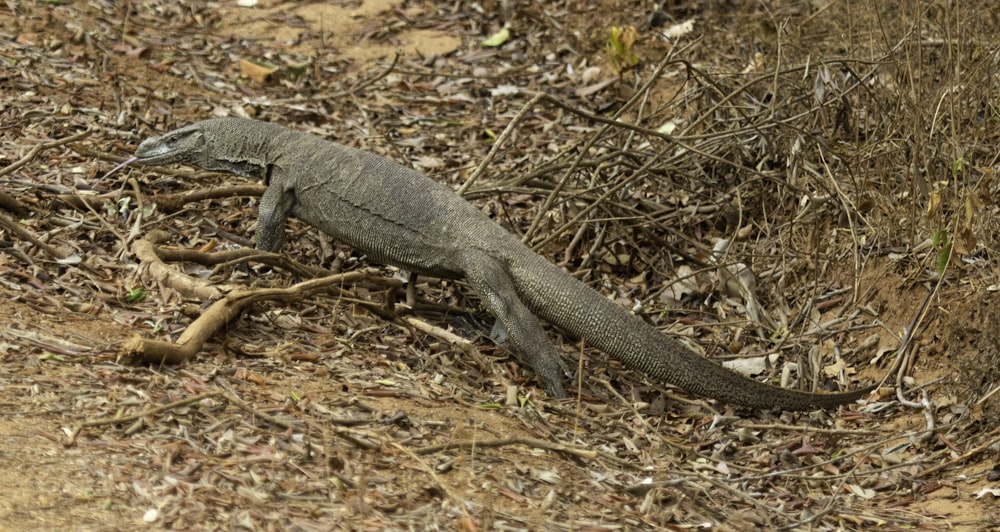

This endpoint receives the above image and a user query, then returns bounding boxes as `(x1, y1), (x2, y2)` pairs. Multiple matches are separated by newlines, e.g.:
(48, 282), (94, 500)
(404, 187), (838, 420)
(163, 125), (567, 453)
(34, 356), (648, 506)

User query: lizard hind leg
(461, 253), (570, 398)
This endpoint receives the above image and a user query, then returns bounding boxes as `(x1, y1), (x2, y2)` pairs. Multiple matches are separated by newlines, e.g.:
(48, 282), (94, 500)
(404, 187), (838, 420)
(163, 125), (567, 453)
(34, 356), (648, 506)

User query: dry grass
(1, 0), (999, 529)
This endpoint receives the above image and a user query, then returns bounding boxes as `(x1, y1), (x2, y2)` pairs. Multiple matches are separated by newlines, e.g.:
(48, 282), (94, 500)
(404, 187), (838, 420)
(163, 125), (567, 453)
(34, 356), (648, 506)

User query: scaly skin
(134, 117), (873, 410)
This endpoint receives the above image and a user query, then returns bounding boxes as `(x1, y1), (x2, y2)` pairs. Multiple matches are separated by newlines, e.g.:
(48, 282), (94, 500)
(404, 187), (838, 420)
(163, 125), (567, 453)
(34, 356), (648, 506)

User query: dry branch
(124, 269), (395, 365)
(132, 230), (234, 300)
(0, 190), (27, 216)
(402, 315), (511, 389)
(415, 435), (599, 461)
(65, 390), (224, 446)
(152, 244), (332, 279)
(261, 52), (399, 104)
(0, 129), (93, 178)
(53, 191), (119, 213)
(0, 210), (75, 261)
(155, 184), (267, 213)
(128, 229), (509, 394)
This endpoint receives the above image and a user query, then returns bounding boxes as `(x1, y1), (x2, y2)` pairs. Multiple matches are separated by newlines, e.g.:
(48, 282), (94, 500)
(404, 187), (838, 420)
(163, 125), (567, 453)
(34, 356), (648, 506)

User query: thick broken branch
(152, 243), (332, 279)
(124, 269), (398, 365)
(132, 230), (235, 300)
(155, 184), (266, 213)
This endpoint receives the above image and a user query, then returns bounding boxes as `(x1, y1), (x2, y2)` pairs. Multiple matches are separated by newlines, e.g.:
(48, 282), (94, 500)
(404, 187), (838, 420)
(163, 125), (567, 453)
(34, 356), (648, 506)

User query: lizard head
(133, 118), (271, 178)
(134, 124), (206, 166)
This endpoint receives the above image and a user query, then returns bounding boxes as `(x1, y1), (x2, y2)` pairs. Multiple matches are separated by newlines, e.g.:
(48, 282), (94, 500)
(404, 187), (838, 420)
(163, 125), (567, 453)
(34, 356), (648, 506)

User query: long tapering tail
(512, 253), (871, 410)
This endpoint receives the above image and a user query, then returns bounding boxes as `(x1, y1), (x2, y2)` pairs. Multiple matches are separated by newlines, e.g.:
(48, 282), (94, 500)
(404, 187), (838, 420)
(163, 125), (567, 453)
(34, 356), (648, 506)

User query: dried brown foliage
(1, 0), (999, 529)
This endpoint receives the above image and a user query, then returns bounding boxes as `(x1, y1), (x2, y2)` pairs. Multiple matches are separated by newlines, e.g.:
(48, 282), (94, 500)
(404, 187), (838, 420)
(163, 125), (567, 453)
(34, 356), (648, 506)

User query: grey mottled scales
(134, 117), (872, 410)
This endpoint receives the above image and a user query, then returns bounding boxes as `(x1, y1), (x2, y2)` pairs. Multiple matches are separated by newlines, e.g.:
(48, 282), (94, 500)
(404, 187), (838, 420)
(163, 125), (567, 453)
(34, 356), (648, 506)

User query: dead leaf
(240, 59), (279, 85)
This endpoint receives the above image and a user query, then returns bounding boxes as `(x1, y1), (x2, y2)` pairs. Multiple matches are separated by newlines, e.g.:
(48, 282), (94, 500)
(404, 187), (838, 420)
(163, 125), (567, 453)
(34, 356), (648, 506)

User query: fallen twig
(401, 315), (512, 390)
(391, 441), (475, 524)
(0, 190), (27, 216)
(124, 268), (397, 364)
(260, 53), (399, 105)
(912, 425), (1000, 480)
(0, 128), (93, 178)
(152, 244), (331, 280)
(414, 435), (598, 460)
(457, 92), (545, 195)
(132, 229), (236, 300)
(0, 211), (73, 261)
(155, 184), (267, 213)
(215, 377), (380, 450)
(65, 390), (224, 446)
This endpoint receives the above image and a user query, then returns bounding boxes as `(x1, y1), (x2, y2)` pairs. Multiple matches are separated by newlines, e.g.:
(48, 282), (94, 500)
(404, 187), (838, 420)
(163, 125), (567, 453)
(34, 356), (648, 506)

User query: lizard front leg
(461, 252), (570, 398)
(255, 176), (297, 252)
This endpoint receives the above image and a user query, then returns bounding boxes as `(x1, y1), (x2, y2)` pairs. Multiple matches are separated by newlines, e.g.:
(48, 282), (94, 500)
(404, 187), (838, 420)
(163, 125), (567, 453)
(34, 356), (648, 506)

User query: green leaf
(934, 231), (951, 277)
(286, 62), (309, 80)
(117, 197), (132, 215)
(605, 26), (639, 72)
(482, 27), (511, 47)
(931, 229), (947, 247)
(657, 120), (677, 135)
(951, 156), (966, 178)
(127, 288), (148, 303)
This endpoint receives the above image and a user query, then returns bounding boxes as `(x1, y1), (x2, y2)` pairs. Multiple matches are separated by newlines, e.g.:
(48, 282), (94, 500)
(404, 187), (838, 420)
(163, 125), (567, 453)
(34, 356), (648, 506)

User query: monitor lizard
(133, 117), (873, 410)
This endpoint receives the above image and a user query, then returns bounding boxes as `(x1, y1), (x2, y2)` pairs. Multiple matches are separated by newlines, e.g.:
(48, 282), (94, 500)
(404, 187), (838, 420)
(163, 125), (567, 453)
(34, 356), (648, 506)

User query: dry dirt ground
(2, 0), (1000, 530)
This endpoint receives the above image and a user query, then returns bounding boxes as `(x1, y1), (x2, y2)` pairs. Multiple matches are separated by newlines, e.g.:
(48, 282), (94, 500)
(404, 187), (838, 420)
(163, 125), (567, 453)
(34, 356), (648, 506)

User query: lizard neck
(200, 156), (270, 180)
(198, 118), (292, 180)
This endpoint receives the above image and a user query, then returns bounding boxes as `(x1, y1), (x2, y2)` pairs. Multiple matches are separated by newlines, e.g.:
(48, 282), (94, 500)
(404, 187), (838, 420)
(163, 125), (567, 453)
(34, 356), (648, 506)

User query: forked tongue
(100, 156), (138, 181)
